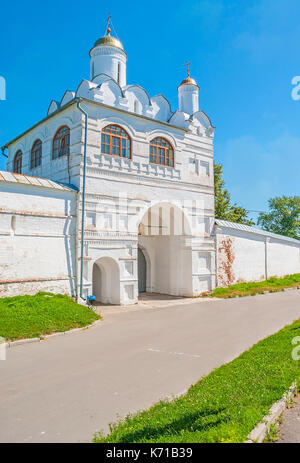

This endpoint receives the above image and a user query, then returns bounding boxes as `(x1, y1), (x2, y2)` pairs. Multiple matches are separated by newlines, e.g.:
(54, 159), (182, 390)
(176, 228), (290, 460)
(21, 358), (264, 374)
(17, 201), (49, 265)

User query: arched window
(150, 137), (174, 167)
(101, 124), (131, 159)
(13, 150), (22, 173)
(52, 126), (70, 159)
(30, 139), (42, 169)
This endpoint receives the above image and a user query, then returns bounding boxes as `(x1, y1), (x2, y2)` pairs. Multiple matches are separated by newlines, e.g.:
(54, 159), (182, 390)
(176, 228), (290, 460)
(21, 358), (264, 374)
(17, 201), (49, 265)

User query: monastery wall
(0, 176), (77, 298)
(215, 221), (300, 286)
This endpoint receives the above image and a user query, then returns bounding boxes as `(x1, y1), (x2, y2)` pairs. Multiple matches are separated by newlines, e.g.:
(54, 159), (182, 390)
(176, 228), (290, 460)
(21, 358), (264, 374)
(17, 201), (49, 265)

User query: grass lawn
(94, 318), (300, 443)
(0, 292), (101, 341)
(209, 273), (300, 299)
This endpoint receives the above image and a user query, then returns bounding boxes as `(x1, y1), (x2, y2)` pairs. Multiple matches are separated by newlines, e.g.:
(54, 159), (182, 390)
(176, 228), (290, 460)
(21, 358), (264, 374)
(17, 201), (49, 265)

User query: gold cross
(106, 14), (111, 35)
(185, 61), (191, 78)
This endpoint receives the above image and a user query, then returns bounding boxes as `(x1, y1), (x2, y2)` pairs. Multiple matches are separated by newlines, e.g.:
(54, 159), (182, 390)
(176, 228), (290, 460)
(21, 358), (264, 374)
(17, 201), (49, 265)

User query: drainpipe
(76, 100), (88, 300)
(214, 222), (218, 288)
(264, 236), (269, 280)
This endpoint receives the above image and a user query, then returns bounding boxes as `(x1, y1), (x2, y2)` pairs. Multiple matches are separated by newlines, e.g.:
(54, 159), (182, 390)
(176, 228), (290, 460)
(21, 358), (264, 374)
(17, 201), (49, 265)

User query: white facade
(0, 172), (77, 297)
(215, 220), (300, 286)
(1, 29), (216, 304)
(1, 28), (299, 304)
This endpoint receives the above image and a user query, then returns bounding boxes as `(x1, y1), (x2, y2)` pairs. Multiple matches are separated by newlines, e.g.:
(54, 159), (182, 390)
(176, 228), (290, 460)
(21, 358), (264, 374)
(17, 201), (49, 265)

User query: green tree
(214, 163), (254, 226)
(258, 196), (300, 240)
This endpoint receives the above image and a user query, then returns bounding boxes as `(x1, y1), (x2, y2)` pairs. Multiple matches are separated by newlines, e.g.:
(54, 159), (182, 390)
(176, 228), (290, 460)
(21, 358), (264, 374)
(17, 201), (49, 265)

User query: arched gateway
(137, 202), (193, 297)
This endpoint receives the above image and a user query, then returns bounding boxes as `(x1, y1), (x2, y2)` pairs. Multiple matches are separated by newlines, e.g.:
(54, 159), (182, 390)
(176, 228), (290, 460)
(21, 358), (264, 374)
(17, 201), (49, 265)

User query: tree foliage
(258, 196), (300, 240)
(214, 163), (254, 226)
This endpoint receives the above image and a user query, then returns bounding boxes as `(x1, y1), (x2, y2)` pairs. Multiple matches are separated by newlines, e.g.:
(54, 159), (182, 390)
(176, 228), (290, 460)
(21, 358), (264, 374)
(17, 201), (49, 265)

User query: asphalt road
(1, 290), (300, 443)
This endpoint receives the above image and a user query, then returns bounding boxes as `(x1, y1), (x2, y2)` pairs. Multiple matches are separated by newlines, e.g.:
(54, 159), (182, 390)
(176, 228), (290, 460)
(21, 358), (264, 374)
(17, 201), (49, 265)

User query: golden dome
(90, 18), (126, 56)
(177, 77), (199, 90)
(93, 34), (124, 52)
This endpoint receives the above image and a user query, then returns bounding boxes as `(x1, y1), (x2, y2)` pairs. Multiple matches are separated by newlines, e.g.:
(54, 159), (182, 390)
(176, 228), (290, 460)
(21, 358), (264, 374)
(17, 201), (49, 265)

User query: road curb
(245, 382), (297, 443)
(7, 319), (102, 349)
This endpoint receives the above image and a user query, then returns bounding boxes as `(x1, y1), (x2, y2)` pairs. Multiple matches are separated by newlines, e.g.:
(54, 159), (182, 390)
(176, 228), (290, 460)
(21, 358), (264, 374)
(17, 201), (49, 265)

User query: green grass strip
(94, 318), (300, 443)
(210, 273), (300, 298)
(0, 292), (101, 341)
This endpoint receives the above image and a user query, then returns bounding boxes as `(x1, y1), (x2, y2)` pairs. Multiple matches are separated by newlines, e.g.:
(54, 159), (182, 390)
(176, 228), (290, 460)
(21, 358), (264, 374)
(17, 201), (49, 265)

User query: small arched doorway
(92, 257), (120, 304)
(138, 248), (147, 293)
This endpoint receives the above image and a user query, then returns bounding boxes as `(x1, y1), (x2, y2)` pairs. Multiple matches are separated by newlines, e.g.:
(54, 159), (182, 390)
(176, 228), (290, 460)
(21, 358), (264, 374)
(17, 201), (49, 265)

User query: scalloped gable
(60, 90), (75, 107)
(168, 110), (189, 129)
(192, 110), (213, 129)
(76, 79), (97, 98)
(124, 85), (151, 104)
(47, 100), (60, 115)
(94, 79), (124, 106)
(150, 95), (172, 122)
(92, 73), (114, 86)
(124, 85), (151, 114)
(48, 74), (212, 132)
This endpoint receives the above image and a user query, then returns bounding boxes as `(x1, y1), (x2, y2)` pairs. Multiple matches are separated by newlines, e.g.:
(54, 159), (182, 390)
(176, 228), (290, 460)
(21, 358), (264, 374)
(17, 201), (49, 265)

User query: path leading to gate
(1, 290), (300, 443)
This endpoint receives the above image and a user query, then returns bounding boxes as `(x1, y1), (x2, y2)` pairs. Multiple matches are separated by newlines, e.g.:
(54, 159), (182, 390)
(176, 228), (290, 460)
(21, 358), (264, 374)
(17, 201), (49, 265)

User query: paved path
(277, 396), (300, 443)
(0, 290), (299, 443)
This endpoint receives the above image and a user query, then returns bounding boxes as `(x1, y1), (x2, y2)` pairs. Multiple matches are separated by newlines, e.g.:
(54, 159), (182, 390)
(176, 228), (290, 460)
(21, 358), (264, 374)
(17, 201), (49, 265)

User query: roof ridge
(0, 170), (78, 192)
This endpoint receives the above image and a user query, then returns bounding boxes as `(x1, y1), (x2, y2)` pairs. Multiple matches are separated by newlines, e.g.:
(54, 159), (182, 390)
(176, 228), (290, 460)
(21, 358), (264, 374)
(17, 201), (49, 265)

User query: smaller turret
(177, 61), (199, 115)
(89, 16), (127, 86)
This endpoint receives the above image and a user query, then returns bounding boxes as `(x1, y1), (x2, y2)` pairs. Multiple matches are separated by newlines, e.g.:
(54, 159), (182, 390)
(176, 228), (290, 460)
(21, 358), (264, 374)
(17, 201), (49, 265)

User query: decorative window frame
(149, 136), (174, 168)
(52, 125), (70, 160)
(13, 150), (22, 173)
(101, 124), (132, 160)
(30, 139), (42, 169)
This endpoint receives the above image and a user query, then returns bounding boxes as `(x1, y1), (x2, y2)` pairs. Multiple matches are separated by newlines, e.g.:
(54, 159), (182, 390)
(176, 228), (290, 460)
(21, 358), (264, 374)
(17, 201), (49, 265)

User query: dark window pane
(101, 125), (131, 159)
(150, 137), (173, 167)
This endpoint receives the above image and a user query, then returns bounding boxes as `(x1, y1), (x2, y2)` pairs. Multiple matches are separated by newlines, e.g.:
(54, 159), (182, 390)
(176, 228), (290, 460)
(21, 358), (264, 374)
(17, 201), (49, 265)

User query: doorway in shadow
(138, 247), (146, 293)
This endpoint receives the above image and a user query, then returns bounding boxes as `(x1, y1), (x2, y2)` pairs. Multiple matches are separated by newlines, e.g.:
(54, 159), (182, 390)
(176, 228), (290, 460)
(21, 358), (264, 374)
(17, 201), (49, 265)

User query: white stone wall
(216, 224), (300, 286)
(0, 181), (77, 298)
(267, 238), (300, 277)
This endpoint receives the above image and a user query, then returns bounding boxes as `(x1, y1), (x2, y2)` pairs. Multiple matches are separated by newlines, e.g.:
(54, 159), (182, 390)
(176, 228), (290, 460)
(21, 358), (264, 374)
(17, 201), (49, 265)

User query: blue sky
(0, 0), (299, 219)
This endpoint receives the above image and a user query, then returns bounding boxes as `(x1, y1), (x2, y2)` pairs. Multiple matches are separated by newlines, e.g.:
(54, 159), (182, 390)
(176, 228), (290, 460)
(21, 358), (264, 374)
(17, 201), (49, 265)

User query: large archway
(92, 257), (120, 305)
(137, 202), (193, 297)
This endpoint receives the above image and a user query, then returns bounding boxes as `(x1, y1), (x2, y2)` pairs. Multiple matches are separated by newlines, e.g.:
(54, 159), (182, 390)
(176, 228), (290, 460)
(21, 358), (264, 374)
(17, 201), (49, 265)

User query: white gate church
(1, 22), (216, 304)
(1, 21), (298, 304)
